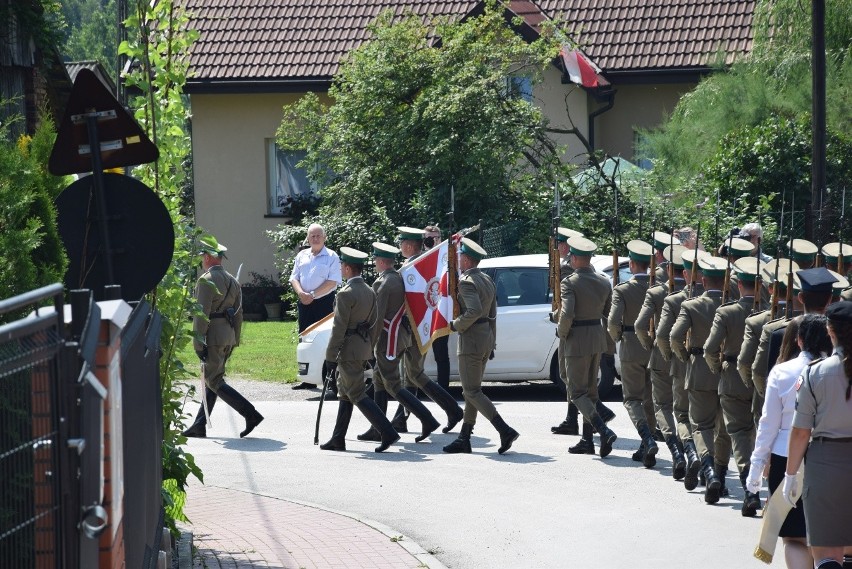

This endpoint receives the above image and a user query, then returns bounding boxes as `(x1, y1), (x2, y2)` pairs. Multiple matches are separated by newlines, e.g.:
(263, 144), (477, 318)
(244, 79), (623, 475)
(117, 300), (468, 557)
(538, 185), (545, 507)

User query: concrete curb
(175, 528), (193, 569)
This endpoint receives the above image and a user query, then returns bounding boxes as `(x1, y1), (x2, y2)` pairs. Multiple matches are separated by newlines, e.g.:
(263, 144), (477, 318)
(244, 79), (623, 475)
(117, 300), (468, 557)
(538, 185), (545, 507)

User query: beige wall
(594, 83), (694, 161)
(191, 92), (330, 282)
(535, 65), (590, 166)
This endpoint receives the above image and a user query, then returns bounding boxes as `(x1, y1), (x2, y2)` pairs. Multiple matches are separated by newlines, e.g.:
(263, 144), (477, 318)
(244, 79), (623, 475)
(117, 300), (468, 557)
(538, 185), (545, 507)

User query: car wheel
(550, 353), (566, 396)
(597, 354), (616, 400)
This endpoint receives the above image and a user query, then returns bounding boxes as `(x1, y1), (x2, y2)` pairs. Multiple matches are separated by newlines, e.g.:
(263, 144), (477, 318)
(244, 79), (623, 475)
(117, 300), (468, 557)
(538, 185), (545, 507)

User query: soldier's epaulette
(720, 300), (737, 307)
(666, 289), (685, 297)
(749, 309), (768, 317)
(807, 357), (826, 366)
(767, 316), (786, 325)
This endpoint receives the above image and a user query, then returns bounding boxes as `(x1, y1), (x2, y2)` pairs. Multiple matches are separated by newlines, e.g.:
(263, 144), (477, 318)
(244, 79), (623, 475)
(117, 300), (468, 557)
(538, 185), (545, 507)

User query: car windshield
(490, 268), (549, 307)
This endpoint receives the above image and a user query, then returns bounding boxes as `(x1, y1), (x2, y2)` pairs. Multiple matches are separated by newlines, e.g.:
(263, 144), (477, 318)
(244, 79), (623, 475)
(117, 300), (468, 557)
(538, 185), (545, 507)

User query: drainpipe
(587, 88), (616, 158)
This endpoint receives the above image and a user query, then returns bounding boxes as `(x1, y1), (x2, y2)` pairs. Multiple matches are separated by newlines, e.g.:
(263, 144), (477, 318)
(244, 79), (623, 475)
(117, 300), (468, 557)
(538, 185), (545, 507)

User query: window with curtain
(267, 140), (318, 215)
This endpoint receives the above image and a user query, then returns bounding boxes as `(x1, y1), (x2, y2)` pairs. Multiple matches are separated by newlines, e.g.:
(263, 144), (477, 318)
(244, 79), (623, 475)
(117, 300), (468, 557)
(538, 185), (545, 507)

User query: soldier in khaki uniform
(786, 238), (818, 269)
(320, 247), (399, 453)
(551, 228), (616, 435)
(636, 243), (688, 478)
(443, 239), (519, 454)
(704, 257), (763, 516)
(670, 256), (732, 504)
(558, 236), (617, 457)
(718, 236), (753, 302)
(357, 243), (441, 444)
(184, 236), (264, 439)
(608, 240), (657, 467)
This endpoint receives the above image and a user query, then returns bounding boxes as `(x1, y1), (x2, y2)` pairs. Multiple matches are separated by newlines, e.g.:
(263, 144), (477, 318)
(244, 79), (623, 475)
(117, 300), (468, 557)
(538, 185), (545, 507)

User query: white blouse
(750, 351), (814, 467)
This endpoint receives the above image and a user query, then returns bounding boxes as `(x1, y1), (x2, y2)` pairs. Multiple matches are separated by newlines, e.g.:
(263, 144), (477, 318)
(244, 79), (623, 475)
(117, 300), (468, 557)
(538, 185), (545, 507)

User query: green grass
(178, 320), (300, 383)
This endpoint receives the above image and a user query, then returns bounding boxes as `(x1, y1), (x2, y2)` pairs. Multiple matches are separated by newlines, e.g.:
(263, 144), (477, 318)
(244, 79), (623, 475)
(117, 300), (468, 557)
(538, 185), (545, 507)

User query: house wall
(535, 65), (590, 166)
(191, 92), (332, 281)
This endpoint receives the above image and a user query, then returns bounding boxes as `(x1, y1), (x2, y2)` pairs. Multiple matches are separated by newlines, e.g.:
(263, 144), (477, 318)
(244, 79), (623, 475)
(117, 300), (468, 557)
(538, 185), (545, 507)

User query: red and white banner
(560, 47), (608, 88)
(400, 236), (460, 354)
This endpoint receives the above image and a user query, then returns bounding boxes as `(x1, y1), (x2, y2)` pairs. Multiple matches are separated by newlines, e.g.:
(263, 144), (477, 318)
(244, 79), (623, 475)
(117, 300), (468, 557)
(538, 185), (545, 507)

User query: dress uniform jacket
(194, 265), (243, 390)
(558, 266), (611, 354)
(752, 315), (800, 397)
(608, 275), (651, 363)
(670, 290), (724, 391)
(326, 276), (377, 363)
(371, 268), (411, 394)
(636, 282), (668, 364)
(655, 286), (689, 363)
(704, 297), (759, 398)
(738, 309), (772, 390)
(455, 267), (497, 355)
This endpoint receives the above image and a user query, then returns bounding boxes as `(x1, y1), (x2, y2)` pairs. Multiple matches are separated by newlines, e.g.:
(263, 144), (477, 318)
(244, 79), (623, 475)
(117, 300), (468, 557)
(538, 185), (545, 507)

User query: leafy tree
(63, 0), (117, 77)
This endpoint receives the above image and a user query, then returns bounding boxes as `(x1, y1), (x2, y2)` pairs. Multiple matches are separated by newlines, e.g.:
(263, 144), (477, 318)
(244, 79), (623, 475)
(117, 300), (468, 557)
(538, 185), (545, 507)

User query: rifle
(549, 186), (562, 312)
(690, 223), (701, 298)
(753, 237), (762, 314)
(721, 198), (736, 303)
(612, 174), (620, 287)
(668, 225), (675, 291)
(785, 197), (795, 320)
(314, 362), (337, 444)
(770, 193), (785, 319)
(816, 189), (825, 268)
(714, 189), (720, 253)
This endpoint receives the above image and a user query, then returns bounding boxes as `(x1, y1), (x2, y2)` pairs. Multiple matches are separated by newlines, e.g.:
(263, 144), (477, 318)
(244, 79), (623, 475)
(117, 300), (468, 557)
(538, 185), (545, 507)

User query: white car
(295, 253), (628, 397)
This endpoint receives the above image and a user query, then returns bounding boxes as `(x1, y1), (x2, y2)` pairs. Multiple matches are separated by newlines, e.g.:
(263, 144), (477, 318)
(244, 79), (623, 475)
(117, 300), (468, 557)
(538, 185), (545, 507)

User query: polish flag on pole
(400, 235), (461, 354)
(560, 47), (608, 88)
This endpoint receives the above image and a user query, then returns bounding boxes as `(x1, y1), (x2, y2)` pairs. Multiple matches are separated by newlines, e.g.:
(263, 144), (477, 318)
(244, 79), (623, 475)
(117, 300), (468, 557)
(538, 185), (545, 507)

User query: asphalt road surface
(183, 380), (774, 569)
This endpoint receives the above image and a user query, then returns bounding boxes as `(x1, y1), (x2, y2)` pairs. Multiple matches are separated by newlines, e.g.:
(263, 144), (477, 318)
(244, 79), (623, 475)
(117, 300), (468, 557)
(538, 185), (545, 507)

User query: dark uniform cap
(696, 256), (728, 277)
(459, 237), (487, 260)
(760, 258), (800, 285)
(733, 256), (761, 281)
(372, 242), (400, 259)
(556, 227), (583, 242)
(398, 226), (425, 241)
(787, 239), (818, 262)
(653, 231), (681, 251)
(796, 267), (837, 293)
(626, 239), (653, 262)
(339, 246), (369, 264)
(821, 242), (852, 264)
(663, 244), (687, 267)
(567, 236), (597, 256)
(826, 269), (849, 297)
(680, 248), (711, 270)
(826, 300), (852, 323)
(198, 235), (228, 258)
(725, 237), (753, 258)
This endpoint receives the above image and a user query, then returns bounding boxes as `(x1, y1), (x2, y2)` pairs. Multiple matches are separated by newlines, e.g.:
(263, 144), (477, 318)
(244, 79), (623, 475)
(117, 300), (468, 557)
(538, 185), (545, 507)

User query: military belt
(723, 355), (738, 364)
(210, 312), (227, 319)
(812, 436), (852, 443)
(622, 325), (635, 333)
(688, 347), (704, 355)
(474, 317), (491, 325)
(573, 319), (600, 327)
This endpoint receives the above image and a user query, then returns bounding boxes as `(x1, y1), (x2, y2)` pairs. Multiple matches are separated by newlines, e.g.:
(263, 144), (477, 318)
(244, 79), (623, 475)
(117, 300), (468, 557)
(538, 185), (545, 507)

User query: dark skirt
(768, 453), (806, 538)
(803, 439), (852, 547)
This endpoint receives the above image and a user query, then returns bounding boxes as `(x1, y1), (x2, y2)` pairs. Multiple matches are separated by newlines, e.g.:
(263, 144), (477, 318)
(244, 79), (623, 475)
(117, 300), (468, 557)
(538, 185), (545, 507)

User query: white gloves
(782, 473), (800, 507)
(745, 462), (763, 494)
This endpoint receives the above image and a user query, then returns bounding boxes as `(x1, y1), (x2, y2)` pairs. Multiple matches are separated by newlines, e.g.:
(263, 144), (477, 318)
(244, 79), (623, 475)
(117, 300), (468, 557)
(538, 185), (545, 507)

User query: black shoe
(568, 423), (595, 454)
(702, 456), (721, 505)
(182, 422), (206, 438)
(357, 428), (381, 442)
(390, 415), (408, 433)
(597, 401), (616, 423)
(638, 424), (658, 468)
(717, 463), (729, 497)
(240, 410), (264, 438)
(632, 443), (646, 462)
(491, 414), (519, 455)
(551, 421), (579, 435)
(653, 428), (665, 442)
(395, 387), (441, 443)
(356, 397), (399, 453)
(320, 401), (353, 451)
(292, 382), (315, 390)
(666, 436), (687, 480)
(591, 416), (617, 458)
(443, 423), (473, 454)
(742, 492), (760, 517)
(420, 381), (464, 434)
(683, 441), (701, 490)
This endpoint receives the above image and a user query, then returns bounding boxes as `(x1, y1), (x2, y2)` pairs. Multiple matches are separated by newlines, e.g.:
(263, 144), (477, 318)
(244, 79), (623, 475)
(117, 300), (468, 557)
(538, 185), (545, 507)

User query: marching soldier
(670, 255), (732, 504)
(652, 230), (681, 284)
(656, 248), (711, 489)
(551, 227), (616, 435)
(443, 239), (519, 454)
(719, 237), (753, 301)
(704, 257), (763, 517)
(183, 236), (264, 440)
(357, 243), (441, 443)
(821, 242), (852, 274)
(787, 238), (818, 269)
(320, 247), (399, 453)
(751, 271), (803, 397)
(636, 243), (688, 479)
(390, 227), (464, 434)
(608, 240), (657, 467)
(558, 236), (617, 457)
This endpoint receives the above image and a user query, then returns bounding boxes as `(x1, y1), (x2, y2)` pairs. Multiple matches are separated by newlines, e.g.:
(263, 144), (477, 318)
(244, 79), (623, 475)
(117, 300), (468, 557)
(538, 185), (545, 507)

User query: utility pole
(810, 0), (826, 243)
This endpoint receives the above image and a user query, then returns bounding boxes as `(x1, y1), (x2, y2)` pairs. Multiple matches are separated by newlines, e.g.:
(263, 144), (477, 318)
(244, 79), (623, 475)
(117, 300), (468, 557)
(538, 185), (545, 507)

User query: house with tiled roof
(185, 0), (755, 278)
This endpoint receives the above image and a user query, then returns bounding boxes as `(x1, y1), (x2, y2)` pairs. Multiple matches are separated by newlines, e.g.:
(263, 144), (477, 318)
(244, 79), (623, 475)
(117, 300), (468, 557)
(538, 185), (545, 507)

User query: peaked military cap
(697, 255), (728, 277)
(459, 237), (487, 260)
(372, 242), (400, 259)
(198, 235), (228, 258)
(627, 239), (653, 262)
(733, 257), (761, 281)
(821, 242), (852, 264)
(339, 246), (368, 264)
(567, 236), (597, 256)
(797, 267), (837, 293)
(663, 244), (687, 267)
(556, 227), (583, 242)
(397, 226), (425, 241)
(760, 258), (800, 285)
(827, 269), (850, 297)
(787, 239), (818, 262)
(826, 300), (852, 323)
(724, 237), (753, 258)
(653, 231), (681, 251)
(681, 248), (711, 271)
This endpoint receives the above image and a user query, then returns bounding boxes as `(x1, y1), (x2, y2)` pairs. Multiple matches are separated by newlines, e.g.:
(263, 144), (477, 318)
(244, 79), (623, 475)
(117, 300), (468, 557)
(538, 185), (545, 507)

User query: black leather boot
(436, 358), (450, 390)
(740, 468), (760, 517)
(632, 442), (645, 462)
(597, 400), (616, 423)
(666, 435), (687, 480)
(568, 422), (595, 454)
(390, 401), (409, 433)
(717, 462), (729, 497)
(591, 415), (617, 458)
(396, 388), (441, 442)
(320, 400), (353, 451)
(421, 380), (464, 434)
(217, 383), (265, 438)
(443, 422), (473, 453)
(552, 403), (580, 435)
(638, 424), (659, 468)
(357, 390), (387, 442)
(183, 388), (218, 438)
(702, 455), (722, 504)
(683, 441), (701, 491)
(653, 428), (666, 442)
(356, 397), (400, 452)
(491, 413), (519, 454)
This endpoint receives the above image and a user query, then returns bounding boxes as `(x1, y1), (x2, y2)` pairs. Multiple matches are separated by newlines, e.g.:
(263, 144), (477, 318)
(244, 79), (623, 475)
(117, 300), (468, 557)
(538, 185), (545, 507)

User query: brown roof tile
(185, 0), (755, 87)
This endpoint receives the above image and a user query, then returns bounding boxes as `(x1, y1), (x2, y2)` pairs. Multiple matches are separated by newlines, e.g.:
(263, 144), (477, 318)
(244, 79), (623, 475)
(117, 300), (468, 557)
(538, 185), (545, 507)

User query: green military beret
(626, 239), (653, 262)
(198, 235), (228, 258)
(733, 256), (761, 282)
(567, 236), (596, 256)
(398, 226), (425, 241)
(653, 231), (681, 251)
(556, 227), (583, 242)
(372, 242), (400, 259)
(339, 246), (368, 264)
(460, 237), (487, 260)
(821, 242), (852, 265)
(787, 239), (818, 262)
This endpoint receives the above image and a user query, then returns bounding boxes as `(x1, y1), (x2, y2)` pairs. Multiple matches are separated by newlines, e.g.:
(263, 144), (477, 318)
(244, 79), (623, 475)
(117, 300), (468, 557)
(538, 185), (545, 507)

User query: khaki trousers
(401, 343), (431, 389)
(621, 360), (652, 430)
(373, 334), (403, 396)
(336, 360), (368, 403)
(720, 393), (755, 475)
(566, 353), (601, 422)
(458, 352), (497, 424)
(672, 360), (693, 444)
(689, 389), (731, 465)
(204, 344), (232, 391)
(650, 362), (676, 438)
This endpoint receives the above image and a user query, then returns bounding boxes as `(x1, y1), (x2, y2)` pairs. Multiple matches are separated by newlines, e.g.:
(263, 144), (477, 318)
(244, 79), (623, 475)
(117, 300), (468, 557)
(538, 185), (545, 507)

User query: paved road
(184, 382), (774, 569)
